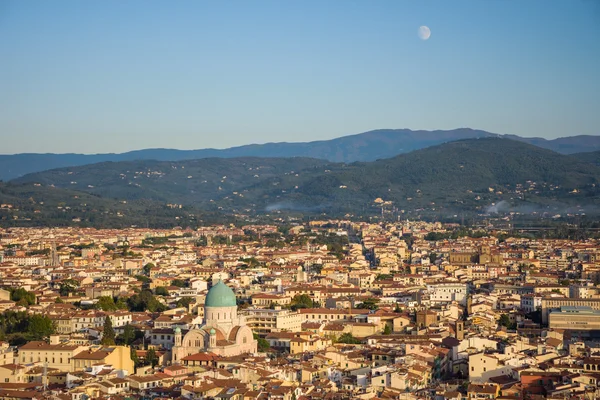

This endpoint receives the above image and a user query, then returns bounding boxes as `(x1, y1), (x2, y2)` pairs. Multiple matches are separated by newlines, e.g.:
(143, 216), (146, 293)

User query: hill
(0, 182), (224, 228)
(1, 128), (599, 181)
(12, 138), (600, 219)
(11, 157), (334, 208)
(572, 150), (600, 166)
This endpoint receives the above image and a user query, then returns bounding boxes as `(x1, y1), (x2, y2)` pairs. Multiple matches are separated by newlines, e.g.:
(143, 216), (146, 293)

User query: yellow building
(71, 346), (134, 374)
(548, 306), (600, 333)
(0, 364), (27, 383)
(251, 293), (291, 307)
(18, 341), (87, 372)
(290, 332), (332, 355)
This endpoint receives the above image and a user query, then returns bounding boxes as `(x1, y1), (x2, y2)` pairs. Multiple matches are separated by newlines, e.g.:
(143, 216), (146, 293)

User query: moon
(418, 26), (431, 41)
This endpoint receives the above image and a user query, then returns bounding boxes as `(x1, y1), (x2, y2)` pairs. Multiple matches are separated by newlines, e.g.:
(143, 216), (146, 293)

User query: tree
(121, 324), (136, 345)
(115, 298), (128, 310)
(253, 333), (270, 352)
(171, 279), (186, 288)
(131, 347), (140, 368)
(357, 298), (380, 310)
(135, 275), (151, 284)
(59, 278), (80, 296)
(498, 314), (516, 329)
(176, 297), (194, 309)
(146, 348), (159, 368)
(127, 290), (167, 312)
(143, 263), (155, 275)
(383, 324), (392, 335)
(290, 294), (315, 311)
(429, 252), (437, 264)
(101, 317), (116, 346)
(96, 296), (118, 311)
(337, 333), (361, 344)
(10, 288), (35, 306)
(27, 314), (55, 340)
(155, 287), (169, 296)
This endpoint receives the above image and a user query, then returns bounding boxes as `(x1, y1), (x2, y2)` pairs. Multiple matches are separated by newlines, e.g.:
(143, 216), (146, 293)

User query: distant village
(0, 220), (599, 400)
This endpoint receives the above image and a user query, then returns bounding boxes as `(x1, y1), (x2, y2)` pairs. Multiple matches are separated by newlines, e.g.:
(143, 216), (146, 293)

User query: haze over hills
(2, 128), (600, 181)
(11, 138), (600, 222)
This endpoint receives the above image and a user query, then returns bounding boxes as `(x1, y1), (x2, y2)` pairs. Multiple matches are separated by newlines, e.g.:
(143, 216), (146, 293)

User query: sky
(1, 0), (599, 154)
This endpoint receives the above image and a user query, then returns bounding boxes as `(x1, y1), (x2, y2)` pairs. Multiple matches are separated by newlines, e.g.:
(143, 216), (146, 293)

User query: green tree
(155, 287), (169, 296)
(131, 347), (140, 368)
(176, 297), (194, 309)
(143, 263), (155, 275)
(171, 279), (186, 288)
(429, 252), (437, 264)
(146, 348), (159, 368)
(59, 278), (80, 296)
(127, 290), (167, 312)
(290, 294), (315, 311)
(10, 288), (35, 306)
(253, 333), (270, 352)
(337, 333), (361, 344)
(101, 317), (116, 345)
(383, 324), (392, 335)
(135, 275), (151, 284)
(498, 314), (511, 328)
(96, 296), (118, 311)
(121, 324), (136, 345)
(27, 314), (55, 340)
(116, 298), (128, 310)
(357, 298), (380, 310)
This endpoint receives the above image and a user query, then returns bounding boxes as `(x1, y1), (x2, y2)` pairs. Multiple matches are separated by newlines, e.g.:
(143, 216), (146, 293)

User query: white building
(427, 282), (468, 306)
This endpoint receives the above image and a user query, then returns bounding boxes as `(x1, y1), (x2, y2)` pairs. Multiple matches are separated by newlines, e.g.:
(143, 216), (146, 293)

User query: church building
(172, 281), (257, 363)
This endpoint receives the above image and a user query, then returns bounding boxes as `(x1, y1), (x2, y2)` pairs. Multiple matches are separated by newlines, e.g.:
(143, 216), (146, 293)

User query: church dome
(205, 281), (237, 307)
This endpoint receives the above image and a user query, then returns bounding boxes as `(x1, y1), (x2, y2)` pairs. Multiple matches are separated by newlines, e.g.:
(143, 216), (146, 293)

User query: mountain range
(2, 128), (600, 181)
(7, 138), (600, 226)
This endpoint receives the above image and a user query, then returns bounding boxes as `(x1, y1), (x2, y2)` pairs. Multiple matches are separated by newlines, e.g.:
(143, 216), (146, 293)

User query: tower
(50, 241), (60, 267)
(455, 321), (464, 340)
(209, 328), (216, 348)
(174, 327), (182, 347)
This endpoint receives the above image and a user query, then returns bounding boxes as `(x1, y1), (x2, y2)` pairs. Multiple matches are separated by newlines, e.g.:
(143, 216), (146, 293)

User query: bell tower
(174, 327), (182, 347)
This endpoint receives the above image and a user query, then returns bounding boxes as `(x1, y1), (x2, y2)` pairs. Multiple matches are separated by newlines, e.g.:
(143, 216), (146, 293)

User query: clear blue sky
(1, 0), (599, 154)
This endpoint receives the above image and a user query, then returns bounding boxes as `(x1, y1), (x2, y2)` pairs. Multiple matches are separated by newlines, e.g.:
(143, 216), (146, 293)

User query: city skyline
(1, 0), (599, 154)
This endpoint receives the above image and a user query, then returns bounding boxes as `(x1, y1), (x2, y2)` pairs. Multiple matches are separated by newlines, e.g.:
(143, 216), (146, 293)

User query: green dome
(205, 281), (237, 307)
